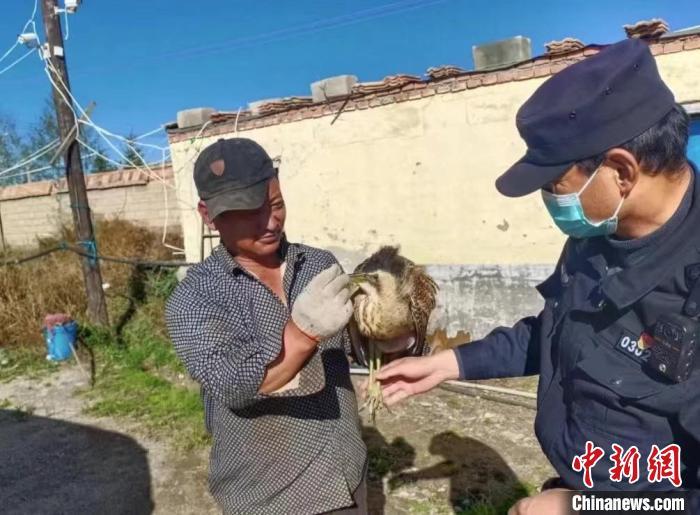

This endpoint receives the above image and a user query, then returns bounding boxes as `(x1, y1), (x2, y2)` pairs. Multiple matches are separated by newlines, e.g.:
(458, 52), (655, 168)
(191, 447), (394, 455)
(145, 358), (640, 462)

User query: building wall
(0, 168), (182, 249)
(168, 47), (700, 337)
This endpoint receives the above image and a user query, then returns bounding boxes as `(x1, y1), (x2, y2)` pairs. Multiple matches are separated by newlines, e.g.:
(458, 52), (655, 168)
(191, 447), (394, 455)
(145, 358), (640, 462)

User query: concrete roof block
(311, 75), (358, 103)
(176, 107), (215, 129)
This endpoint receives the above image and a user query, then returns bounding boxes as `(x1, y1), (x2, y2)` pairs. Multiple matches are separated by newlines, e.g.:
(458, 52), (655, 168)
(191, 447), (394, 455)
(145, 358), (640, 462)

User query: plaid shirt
(165, 241), (366, 515)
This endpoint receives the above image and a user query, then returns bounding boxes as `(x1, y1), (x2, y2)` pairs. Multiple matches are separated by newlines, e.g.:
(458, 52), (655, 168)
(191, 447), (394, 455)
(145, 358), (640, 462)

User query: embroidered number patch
(615, 332), (653, 364)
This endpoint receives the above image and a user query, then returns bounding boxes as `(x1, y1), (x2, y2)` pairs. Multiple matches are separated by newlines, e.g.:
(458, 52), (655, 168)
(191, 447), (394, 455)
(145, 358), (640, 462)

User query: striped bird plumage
(348, 246), (438, 367)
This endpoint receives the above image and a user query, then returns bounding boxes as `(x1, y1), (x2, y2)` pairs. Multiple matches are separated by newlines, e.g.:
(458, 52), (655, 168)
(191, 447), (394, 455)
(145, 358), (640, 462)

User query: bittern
(347, 246), (439, 422)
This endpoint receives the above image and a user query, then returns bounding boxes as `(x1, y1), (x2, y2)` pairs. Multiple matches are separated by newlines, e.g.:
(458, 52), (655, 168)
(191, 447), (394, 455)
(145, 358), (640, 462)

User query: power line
(64, 0), (452, 75)
(0, 164), (54, 183)
(0, 0), (38, 66)
(133, 125), (165, 141)
(0, 138), (60, 177)
(0, 48), (38, 77)
(0, 242), (196, 268)
(44, 59), (197, 211)
(41, 0), (109, 325)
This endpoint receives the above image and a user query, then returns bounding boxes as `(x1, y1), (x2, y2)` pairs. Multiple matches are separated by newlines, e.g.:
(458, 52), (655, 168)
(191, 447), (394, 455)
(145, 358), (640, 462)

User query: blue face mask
(541, 167), (624, 239)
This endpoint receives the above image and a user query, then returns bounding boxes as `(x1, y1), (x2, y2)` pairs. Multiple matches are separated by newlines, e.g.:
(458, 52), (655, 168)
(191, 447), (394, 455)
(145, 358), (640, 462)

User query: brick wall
(0, 166), (184, 249)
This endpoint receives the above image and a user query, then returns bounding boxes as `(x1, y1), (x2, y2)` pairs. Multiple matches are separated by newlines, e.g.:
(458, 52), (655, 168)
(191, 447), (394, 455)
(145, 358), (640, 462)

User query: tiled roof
(0, 164), (173, 201)
(624, 19), (670, 39)
(545, 37), (585, 55)
(426, 65), (468, 80)
(167, 31), (700, 143)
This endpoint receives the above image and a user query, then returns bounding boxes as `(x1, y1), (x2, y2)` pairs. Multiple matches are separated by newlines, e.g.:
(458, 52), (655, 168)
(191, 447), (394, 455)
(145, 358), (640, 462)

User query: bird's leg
(366, 341), (385, 424)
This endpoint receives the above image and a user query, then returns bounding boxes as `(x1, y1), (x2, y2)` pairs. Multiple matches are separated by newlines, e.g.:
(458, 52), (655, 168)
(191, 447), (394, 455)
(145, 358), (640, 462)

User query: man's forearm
(258, 320), (318, 394)
(454, 315), (541, 379)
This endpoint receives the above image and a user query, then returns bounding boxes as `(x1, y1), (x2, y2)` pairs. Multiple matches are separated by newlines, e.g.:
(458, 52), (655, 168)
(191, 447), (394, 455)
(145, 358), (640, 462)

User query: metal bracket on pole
(49, 101), (96, 165)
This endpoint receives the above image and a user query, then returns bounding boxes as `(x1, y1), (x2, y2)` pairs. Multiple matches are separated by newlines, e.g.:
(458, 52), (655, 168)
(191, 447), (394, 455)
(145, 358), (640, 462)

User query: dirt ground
(0, 365), (554, 515)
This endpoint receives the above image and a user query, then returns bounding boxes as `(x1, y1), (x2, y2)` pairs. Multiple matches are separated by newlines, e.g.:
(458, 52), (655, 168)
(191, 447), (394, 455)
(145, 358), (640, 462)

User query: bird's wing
(347, 315), (369, 368)
(407, 267), (439, 357)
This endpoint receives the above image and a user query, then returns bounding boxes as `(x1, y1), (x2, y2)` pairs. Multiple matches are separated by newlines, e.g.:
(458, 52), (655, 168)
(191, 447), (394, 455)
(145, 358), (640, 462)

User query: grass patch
(80, 270), (209, 450)
(455, 482), (537, 515)
(0, 218), (182, 351)
(0, 347), (59, 383)
(1, 221), (207, 449)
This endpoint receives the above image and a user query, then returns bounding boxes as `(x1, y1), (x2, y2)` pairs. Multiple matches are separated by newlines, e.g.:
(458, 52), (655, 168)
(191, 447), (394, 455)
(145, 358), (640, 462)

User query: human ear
(197, 200), (216, 230)
(604, 148), (638, 197)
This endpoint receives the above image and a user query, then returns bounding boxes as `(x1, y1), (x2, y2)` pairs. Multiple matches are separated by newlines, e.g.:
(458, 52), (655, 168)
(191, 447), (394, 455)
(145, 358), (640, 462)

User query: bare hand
(375, 350), (460, 406)
(508, 489), (575, 515)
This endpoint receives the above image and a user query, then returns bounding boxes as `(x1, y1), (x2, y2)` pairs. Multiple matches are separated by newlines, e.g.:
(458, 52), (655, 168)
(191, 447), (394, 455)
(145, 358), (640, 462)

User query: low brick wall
(0, 166), (183, 249)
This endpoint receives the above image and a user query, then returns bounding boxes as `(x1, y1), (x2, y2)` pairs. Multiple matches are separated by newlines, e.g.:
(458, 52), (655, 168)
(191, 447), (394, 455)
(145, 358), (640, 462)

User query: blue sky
(1, 0), (699, 153)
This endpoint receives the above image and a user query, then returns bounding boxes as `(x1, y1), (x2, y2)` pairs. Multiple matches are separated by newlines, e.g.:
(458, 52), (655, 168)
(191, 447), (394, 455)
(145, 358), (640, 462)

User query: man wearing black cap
(373, 39), (700, 512)
(165, 138), (370, 514)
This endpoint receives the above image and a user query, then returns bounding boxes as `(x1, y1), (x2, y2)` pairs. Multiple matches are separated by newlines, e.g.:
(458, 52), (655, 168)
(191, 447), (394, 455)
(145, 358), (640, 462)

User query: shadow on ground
(364, 426), (529, 514)
(0, 409), (153, 515)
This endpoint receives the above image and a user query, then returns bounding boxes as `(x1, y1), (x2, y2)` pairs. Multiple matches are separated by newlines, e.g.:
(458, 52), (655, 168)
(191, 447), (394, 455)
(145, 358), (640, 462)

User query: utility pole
(41, 0), (109, 325)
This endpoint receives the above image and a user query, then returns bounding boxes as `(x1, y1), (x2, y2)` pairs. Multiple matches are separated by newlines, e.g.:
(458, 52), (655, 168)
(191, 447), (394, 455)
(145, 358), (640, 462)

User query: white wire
(234, 107), (242, 136)
(0, 139), (60, 177)
(83, 123), (168, 152)
(0, 164), (54, 182)
(134, 125), (165, 140)
(43, 63), (78, 127)
(43, 60), (198, 211)
(0, 47), (37, 76)
(0, 0), (38, 65)
(75, 137), (122, 168)
(75, 136), (196, 211)
(63, 9), (69, 41)
(0, 41), (20, 66)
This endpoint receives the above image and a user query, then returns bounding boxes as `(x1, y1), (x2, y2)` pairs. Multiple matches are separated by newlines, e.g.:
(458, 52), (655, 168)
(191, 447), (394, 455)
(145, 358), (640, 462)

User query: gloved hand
(291, 264), (353, 341)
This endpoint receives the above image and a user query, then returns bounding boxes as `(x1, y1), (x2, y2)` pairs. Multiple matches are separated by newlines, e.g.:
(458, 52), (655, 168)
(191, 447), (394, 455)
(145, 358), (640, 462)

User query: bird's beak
(348, 273), (377, 296)
(348, 273), (373, 285)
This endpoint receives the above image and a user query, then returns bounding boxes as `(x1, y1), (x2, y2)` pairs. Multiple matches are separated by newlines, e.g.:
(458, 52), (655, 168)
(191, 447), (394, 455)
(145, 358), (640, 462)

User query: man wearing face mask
(373, 39), (700, 513)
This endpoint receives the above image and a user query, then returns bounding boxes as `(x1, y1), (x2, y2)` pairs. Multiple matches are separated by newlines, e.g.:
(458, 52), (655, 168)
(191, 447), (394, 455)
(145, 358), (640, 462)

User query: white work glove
(291, 264), (353, 341)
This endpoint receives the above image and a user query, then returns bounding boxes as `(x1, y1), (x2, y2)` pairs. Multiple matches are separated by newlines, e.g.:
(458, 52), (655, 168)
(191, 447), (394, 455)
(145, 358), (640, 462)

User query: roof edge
(167, 33), (700, 143)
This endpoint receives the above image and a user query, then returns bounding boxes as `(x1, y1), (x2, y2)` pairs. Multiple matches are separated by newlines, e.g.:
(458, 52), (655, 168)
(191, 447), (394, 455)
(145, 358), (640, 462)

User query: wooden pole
(40, 0), (109, 325)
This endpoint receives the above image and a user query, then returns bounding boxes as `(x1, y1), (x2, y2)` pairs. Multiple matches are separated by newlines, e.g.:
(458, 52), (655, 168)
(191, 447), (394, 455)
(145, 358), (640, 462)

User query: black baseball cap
(496, 38), (676, 198)
(194, 138), (276, 219)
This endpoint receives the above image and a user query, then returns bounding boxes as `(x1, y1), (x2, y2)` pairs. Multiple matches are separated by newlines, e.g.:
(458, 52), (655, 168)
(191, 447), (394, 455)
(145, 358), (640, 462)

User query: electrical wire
(63, 8), (70, 41)
(0, 148), (96, 183)
(72, 0), (452, 74)
(133, 125), (165, 141)
(0, 242), (196, 268)
(0, 48), (37, 77)
(0, 139), (60, 178)
(0, 0), (38, 66)
(0, 164), (54, 183)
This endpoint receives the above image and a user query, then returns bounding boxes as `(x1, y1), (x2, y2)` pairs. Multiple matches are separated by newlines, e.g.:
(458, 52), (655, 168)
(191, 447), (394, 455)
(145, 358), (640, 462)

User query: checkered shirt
(165, 241), (367, 515)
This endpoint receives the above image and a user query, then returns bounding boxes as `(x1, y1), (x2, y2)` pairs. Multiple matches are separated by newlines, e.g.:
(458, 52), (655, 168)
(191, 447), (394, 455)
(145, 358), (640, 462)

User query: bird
(346, 246), (439, 422)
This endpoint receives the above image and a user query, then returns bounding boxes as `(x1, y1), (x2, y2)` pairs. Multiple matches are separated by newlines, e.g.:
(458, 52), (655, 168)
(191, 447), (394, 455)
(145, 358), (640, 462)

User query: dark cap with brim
(203, 177), (270, 220)
(496, 38), (675, 198)
(496, 159), (574, 198)
(194, 137), (276, 219)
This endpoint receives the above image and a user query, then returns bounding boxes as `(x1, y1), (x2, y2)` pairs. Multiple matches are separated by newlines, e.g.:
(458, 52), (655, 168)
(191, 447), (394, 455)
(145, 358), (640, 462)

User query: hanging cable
(133, 125), (165, 141)
(0, 48), (37, 77)
(0, 139), (60, 178)
(0, 0), (38, 66)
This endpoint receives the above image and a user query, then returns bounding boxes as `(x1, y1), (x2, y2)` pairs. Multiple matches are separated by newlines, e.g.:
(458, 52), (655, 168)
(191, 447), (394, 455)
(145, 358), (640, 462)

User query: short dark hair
(577, 103), (690, 176)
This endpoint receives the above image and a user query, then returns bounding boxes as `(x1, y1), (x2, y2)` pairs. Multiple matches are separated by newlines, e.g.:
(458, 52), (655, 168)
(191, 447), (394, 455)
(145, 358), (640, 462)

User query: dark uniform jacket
(455, 164), (700, 503)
